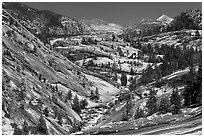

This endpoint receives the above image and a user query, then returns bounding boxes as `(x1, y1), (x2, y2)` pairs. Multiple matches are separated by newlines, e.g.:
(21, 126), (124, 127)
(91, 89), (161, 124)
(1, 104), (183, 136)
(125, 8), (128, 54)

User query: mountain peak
(157, 14), (173, 24)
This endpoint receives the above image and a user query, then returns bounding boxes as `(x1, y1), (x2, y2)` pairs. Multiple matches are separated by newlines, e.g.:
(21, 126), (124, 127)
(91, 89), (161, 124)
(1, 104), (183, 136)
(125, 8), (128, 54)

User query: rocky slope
(2, 7), (120, 135)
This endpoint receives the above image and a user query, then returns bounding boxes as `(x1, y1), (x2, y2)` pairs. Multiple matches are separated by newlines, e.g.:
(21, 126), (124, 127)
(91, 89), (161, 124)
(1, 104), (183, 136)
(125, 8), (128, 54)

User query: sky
(23, 2), (202, 25)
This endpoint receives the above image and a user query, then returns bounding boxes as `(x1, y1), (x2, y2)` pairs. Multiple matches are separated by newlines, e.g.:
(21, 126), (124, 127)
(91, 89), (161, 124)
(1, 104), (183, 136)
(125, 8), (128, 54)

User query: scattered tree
(36, 115), (48, 135)
(72, 95), (81, 114)
(11, 123), (23, 135)
(80, 99), (88, 109)
(159, 97), (170, 114)
(130, 68), (135, 75)
(134, 107), (145, 119)
(146, 89), (158, 116)
(65, 90), (72, 102)
(22, 120), (29, 135)
(43, 107), (49, 117)
(112, 33), (116, 41)
(121, 73), (127, 86)
(170, 89), (182, 114)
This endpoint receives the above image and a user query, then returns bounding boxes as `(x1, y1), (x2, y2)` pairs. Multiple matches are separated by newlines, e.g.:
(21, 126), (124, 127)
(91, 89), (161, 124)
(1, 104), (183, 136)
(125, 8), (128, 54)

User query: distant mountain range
(80, 18), (123, 35)
(3, 2), (201, 41)
(3, 2), (123, 39)
(124, 14), (174, 35)
(3, 2), (84, 39)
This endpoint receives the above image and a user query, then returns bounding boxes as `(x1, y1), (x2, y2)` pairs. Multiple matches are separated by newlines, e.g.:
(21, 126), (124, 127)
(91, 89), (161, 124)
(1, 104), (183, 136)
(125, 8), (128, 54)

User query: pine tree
(80, 99), (88, 109)
(11, 123), (23, 135)
(90, 90), (95, 100)
(122, 110), (128, 121)
(196, 64), (202, 105)
(159, 97), (170, 114)
(183, 65), (202, 106)
(112, 73), (118, 81)
(36, 115), (48, 135)
(112, 33), (116, 41)
(88, 59), (94, 66)
(183, 67), (196, 106)
(43, 107), (49, 117)
(134, 108), (145, 119)
(121, 73), (127, 86)
(195, 30), (200, 37)
(95, 87), (100, 100)
(22, 120), (29, 135)
(170, 89), (181, 114)
(130, 68), (134, 75)
(81, 37), (86, 45)
(154, 65), (162, 82)
(39, 74), (42, 81)
(72, 95), (81, 114)
(125, 94), (132, 120)
(129, 82), (135, 91)
(146, 89), (158, 116)
(66, 90), (72, 101)
(55, 85), (58, 92)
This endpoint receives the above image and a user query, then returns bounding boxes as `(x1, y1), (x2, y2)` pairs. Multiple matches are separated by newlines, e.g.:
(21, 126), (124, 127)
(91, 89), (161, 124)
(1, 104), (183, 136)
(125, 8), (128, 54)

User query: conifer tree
(122, 110), (128, 121)
(146, 89), (158, 116)
(121, 73), (127, 86)
(95, 87), (100, 100)
(66, 90), (72, 101)
(159, 97), (170, 114)
(170, 89), (182, 114)
(11, 123), (23, 135)
(125, 94), (132, 120)
(22, 120), (29, 135)
(134, 107), (145, 119)
(72, 95), (81, 114)
(130, 68), (135, 75)
(112, 33), (116, 41)
(195, 30), (200, 37)
(43, 107), (49, 117)
(36, 115), (48, 135)
(90, 90), (95, 100)
(80, 99), (88, 109)
(183, 65), (202, 106)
